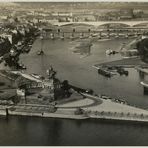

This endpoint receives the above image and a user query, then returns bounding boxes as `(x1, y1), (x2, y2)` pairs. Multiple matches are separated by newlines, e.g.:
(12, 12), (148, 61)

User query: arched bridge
(52, 21), (148, 27)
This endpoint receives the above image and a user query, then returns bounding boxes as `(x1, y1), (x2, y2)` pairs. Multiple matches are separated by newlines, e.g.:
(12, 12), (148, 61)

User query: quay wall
(1, 100), (148, 123)
(88, 111), (148, 123)
(8, 110), (89, 120)
(2, 109), (148, 123)
(1, 107), (148, 123)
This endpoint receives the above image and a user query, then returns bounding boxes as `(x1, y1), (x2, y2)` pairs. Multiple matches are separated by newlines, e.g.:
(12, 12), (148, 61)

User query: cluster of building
(18, 9), (147, 23)
(1, 2), (148, 28)
(0, 68), (74, 106)
(0, 18), (40, 69)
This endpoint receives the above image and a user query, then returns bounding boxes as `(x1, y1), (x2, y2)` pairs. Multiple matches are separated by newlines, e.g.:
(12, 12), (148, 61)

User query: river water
(0, 38), (148, 146)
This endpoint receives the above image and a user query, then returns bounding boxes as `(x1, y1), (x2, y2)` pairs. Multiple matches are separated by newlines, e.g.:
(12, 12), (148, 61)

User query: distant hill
(0, 2), (19, 7)
(15, 2), (148, 11)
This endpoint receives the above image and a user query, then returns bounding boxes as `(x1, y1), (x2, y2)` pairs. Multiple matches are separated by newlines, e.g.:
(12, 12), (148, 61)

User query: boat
(116, 67), (128, 76)
(106, 49), (118, 55)
(97, 67), (112, 78)
(93, 65), (117, 78)
(18, 63), (26, 70)
(37, 50), (44, 55)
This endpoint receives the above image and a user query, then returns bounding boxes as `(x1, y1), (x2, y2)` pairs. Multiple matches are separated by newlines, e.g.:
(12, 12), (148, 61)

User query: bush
(48, 106), (57, 113)
(74, 108), (84, 115)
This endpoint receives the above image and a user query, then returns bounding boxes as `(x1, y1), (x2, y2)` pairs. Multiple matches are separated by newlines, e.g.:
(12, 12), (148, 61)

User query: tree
(14, 17), (19, 23)
(15, 76), (31, 89)
(136, 38), (148, 63)
(73, 28), (75, 33)
(74, 108), (84, 115)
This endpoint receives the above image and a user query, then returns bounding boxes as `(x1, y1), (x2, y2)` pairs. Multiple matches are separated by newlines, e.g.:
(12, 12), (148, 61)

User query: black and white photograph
(0, 1), (148, 146)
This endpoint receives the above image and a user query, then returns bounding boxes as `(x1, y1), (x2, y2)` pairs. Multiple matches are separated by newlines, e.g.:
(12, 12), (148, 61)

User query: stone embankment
(1, 93), (148, 123)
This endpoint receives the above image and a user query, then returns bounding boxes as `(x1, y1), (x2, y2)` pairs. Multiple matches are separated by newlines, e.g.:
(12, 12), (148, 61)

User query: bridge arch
(97, 22), (130, 28)
(59, 22), (94, 27)
(132, 22), (148, 27)
(53, 21), (148, 28)
(57, 22), (132, 27)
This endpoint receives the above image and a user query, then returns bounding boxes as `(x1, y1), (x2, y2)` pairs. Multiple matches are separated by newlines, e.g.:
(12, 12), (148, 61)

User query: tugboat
(37, 50), (44, 55)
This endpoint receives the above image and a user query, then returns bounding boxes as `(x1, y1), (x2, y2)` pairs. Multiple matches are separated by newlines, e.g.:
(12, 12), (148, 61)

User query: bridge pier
(98, 32), (102, 39)
(144, 86), (148, 95)
(107, 32), (110, 38)
(139, 71), (145, 80)
(5, 108), (9, 120)
(60, 33), (65, 39)
(140, 81), (148, 95)
(115, 32), (119, 38)
(50, 33), (55, 39)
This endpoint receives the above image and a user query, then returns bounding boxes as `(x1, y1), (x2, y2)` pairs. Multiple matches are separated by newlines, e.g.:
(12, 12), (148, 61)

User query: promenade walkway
(1, 90), (148, 122)
(56, 93), (148, 122)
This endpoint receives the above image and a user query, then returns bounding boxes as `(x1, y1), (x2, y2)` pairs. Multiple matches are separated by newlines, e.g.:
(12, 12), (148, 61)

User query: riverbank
(1, 93), (148, 123)
(94, 57), (148, 68)
(0, 33), (147, 123)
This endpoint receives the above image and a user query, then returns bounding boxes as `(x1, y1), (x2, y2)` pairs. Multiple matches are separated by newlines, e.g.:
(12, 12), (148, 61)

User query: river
(0, 38), (148, 146)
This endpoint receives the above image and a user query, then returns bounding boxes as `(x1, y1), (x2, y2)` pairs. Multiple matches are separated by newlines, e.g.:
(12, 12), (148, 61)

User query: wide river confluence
(0, 38), (148, 146)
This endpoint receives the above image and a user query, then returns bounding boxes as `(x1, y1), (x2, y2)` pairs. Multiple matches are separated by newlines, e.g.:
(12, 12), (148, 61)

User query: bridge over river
(52, 20), (148, 27)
